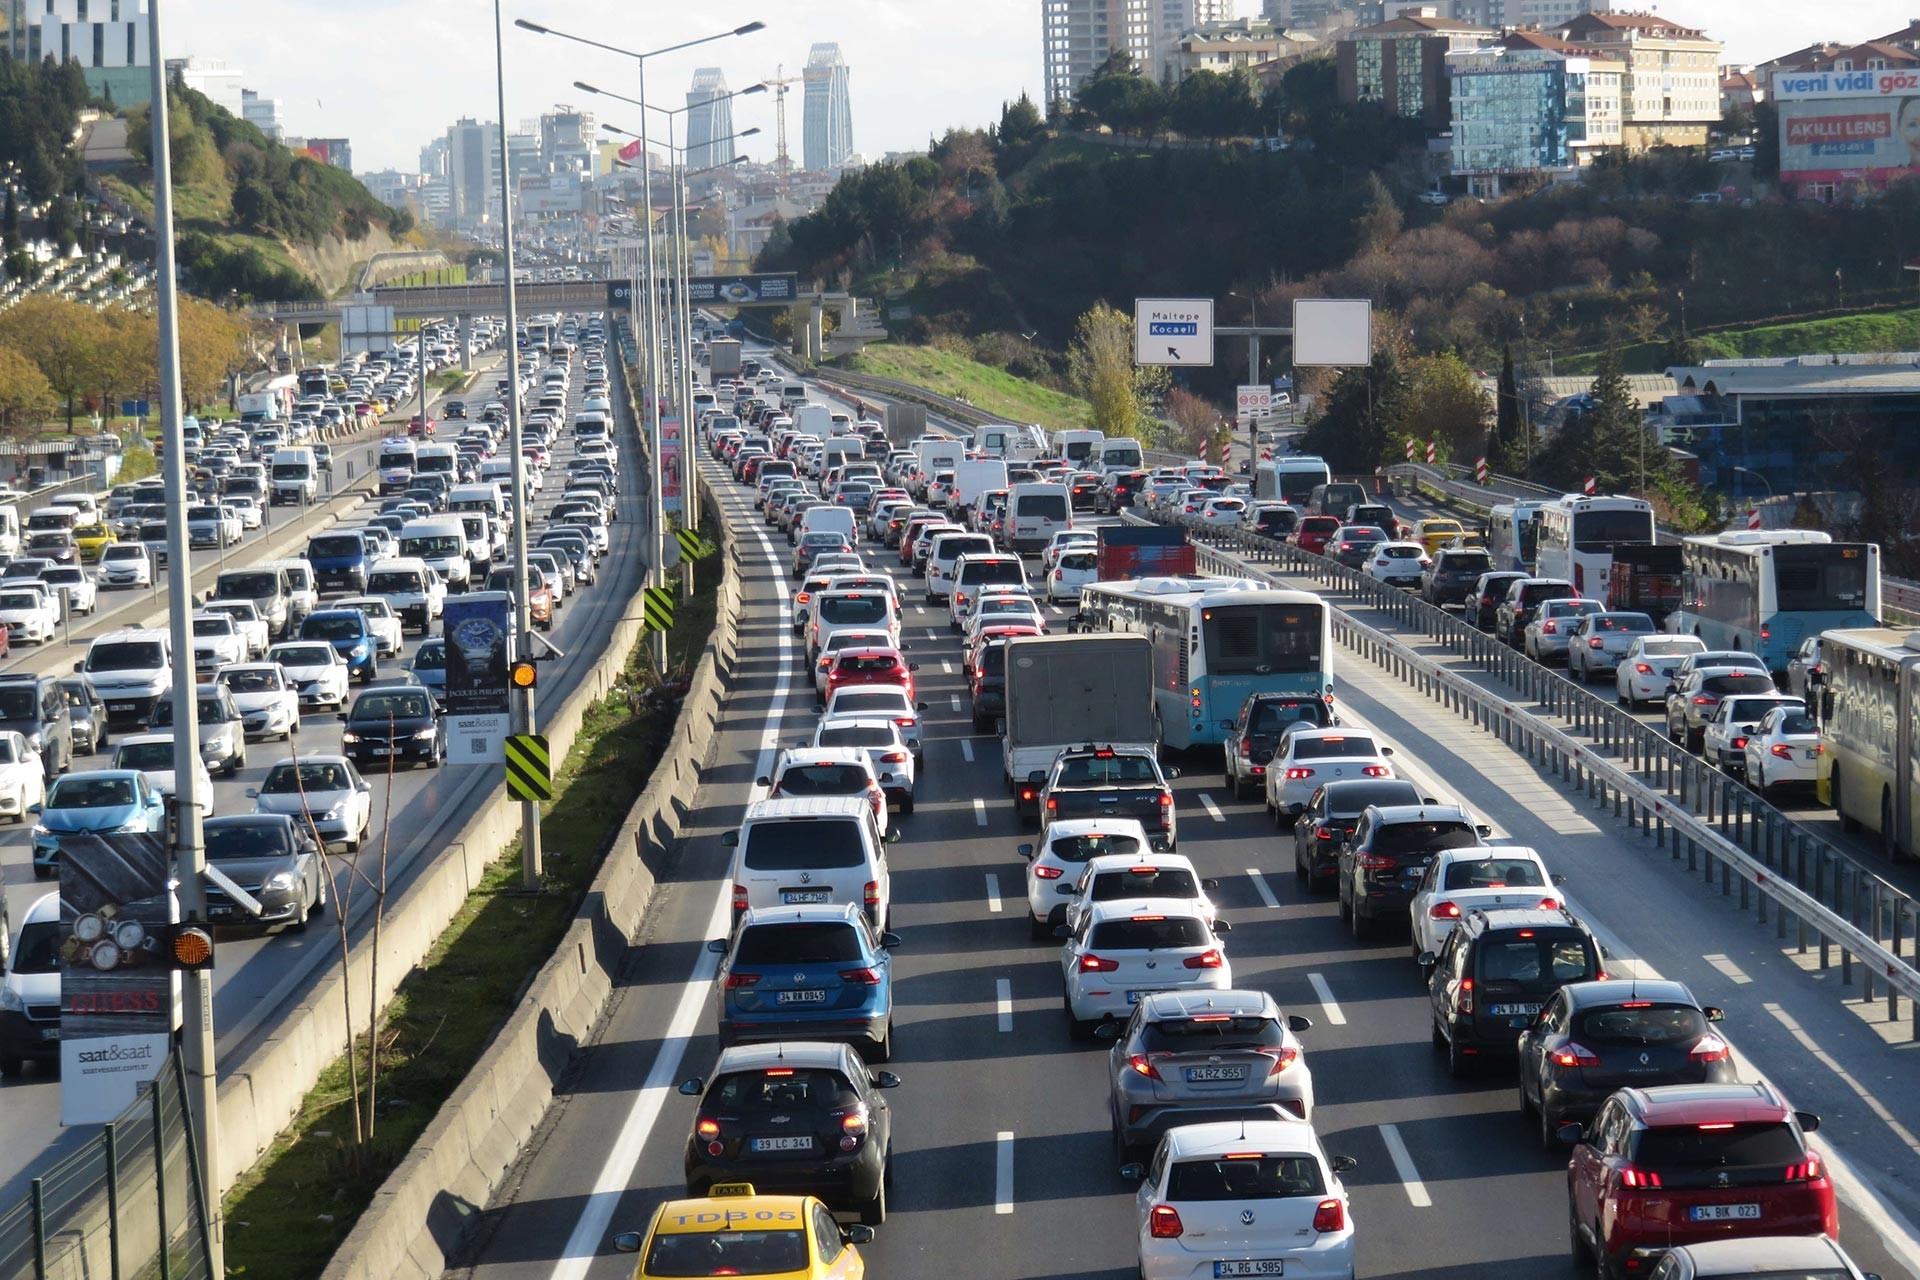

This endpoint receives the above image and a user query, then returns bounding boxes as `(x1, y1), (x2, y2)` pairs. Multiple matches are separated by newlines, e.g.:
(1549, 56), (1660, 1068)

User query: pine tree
(1490, 342), (1521, 471)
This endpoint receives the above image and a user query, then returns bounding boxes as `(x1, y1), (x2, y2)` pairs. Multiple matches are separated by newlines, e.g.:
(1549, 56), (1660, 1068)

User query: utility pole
(147, 1), (221, 1267)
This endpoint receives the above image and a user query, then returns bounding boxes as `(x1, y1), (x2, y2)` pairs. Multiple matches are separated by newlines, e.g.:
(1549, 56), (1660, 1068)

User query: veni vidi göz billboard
(1774, 67), (1920, 190)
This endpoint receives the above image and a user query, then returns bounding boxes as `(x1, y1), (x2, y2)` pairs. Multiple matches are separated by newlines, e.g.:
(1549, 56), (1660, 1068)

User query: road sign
(1583, 476), (1597, 496)
(504, 733), (552, 802)
(606, 279), (634, 309)
(1404, 439), (1416, 461)
(1134, 298), (1214, 367)
(642, 586), (676, 632)
(1425, 441), (1437, 464)
(674, 527), (716, 561)
(1475, 457), (1489, 484)
(1747, 507), (1762, 530)
(1236, 384), (1272, 424)
(1292, 299), (1373, 367)
(1197, 439), (1211, 464)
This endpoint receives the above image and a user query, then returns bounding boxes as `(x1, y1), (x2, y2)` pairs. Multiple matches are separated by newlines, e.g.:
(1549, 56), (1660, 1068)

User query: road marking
(960, 738), (974, 762)
(996, 978), (1013, 1032)
(1764, 1003), (1920, 1154)
(1307, 972), (1347, 1026)
(984, 873), (1003, 912)
(973, 797), (989, 827)
(926, 627), (939, 639)
(1703, 953), (1753, 985)
(951, 694), (963, 711)
(941, 660), (953, 673)
(1377, 1123), (1433, 1208)
(1246, 869), (1279, 908)
(995, 1131), (1015, 1214)
(1198, 793), (1226, 823)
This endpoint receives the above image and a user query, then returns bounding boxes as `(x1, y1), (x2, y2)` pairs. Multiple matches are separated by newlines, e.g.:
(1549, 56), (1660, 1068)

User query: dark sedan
(341, 684), (445, 768)
(202, 813), (327, 933)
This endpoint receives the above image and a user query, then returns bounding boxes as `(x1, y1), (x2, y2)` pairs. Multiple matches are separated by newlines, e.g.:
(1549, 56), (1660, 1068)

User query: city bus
(1487, 501), (1543, 574)
(1533, 494), (1656, 601)
(1666, 530), (1879, 673)
(1815, 627), (1920, 860)
(1254, 456), (1333, 507)
(1074, 577), (1333, 750)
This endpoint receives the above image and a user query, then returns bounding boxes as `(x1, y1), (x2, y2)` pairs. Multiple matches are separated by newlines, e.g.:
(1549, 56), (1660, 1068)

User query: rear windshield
(734, 921), (863, 965)
(742, 817), (867, 870)
(1302, 517), (1340, 532)
(817, 724), (894, 749)
(1520, 583), (1575, 605)
(1048, 832), (1144, 863)
(1442, 551), (1492, 572)
(643, 1233), (808, 1278)
(777, 764), (871, 795)
(820, 597), (889, 624)
(1591, 613), (1654, 632)
(1702, 674), (1776, 696)
(1320, 781), (1420, 815)
(1442, 857), (1545, 889)
(0, 686), (46, 720)
(1574, 1003), (1707, 1045)
(1630, 1123), (1804, 1173)
(1245, 701), (1329, 735)
(935, 537), (993, 561)
(1056, 754), (1158, 785)
(1091, 867), (1197, 900)
(1166, 1156), (1325, 1202)
(1476, 933), (1596, 985)
(1370, 821), (1479, 856)
(1641, 639), (1703, 657)
(830, 691), (907, 715)
(1139, 1015), (1282, 1053)
(1014, 493), (1069, 520)
(957, 560), (1025, 588)
(1779, 712), (1817, 735)
(1724, 697), (1796, 722)
(708, 1068), (858, 1114)
(1088, 916), (1209, 950)
(1382, 545), (1422, 558)
(1290, 736), (1379, 760)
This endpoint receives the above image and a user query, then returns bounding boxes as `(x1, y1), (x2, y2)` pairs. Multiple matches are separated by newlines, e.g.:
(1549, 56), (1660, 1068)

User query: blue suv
(297, 609), (380, 683)
(304, 532), (373, 594)
(709, 903), (899, 1061)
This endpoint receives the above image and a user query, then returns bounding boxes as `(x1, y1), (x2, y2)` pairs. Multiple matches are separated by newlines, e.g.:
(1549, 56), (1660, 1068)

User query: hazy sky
(162, 0), (1920, 174)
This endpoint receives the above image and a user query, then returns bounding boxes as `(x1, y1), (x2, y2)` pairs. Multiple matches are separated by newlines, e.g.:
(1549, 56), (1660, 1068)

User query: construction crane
(764, 63), (803, 194)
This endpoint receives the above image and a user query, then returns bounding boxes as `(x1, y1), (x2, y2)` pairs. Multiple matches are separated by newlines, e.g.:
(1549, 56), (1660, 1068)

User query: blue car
(304, 531), (373, 594)
(710, 903), (899, 1061)
(408, 638), (447, 704)
(298, 609), (380, 683)
(30, 768), (168, 879)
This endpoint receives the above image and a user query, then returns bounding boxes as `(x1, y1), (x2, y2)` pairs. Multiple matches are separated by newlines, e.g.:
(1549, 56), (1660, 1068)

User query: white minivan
(397, 518), (473, 592)
(268, 447), (320, 505)
(723, 796), (895, 930)
(2, 893), (64, 1075)
(1004, 482), (1074, 553)
(796, 504), (858, 546)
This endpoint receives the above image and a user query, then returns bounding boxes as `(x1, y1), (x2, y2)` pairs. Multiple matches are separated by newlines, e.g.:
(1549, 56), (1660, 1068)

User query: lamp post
(516, 17), (765, 668)
(1731, 465), (1774, 500)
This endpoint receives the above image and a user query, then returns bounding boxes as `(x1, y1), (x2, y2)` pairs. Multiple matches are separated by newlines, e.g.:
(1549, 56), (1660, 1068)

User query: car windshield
(818, 724), (895, 748)
(217, 572), (278, 598)
(308, 536), (362, 557)
(0, 592), (40, 610)
(117, 741), (175, 771)
(1088, 916), (1209, 950)
(413, 641), (446, 670)
(368, 571), (423, 594)
(353, 692), (432, 721)
(1383, 545), (1422, 558)
(1139, 1015), (1282, 1053)
(708, 1067), (859, 1114)
(221, 668), (283, 693)
(1574, 1003), (1707, 1046)
(86, 641), (164, 672)
(1246, 701), (1329, 735)
(830, 691), (909, 719)
(153, 696), (229, 726)
(1702, 674), (1775, 696)
(1091, 867), (1198, 899)
(0, 688), (36, 720)
(1442, 857), (1545, 889)
(400, 535), (463, 558)
(12, 921), (63, 974)
(303, 616), (363, 640)
(1443, 552), (1492, 572)
(1048, 832), (1144, 863)
(271, 646), (334, 667)
(49, 776), (135, 808)
(1166, 1156), (1325, 1201)
(1778, 712), (1818, 735)
(741, 818), (867, 870)
(735, 921), (864, 965)
(262, 762), (350, 794)
(1289, 736), (1379, 761)
(641, 1232), (809, 1277)
(1056, 754), (1157, 785)
(1641, 639), (1703, 657)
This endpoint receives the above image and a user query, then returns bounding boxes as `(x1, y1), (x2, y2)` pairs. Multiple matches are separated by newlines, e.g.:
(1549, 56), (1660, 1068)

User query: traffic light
(510, 660), (538, 690)
(165, 922), (215, 971)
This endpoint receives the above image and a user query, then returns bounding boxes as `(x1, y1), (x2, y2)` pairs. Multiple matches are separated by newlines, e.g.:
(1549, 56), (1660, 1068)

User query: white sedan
(0, 731), (45, 822)
(266, 641), (351, 710)
(1041, 529), (1098, 572)
(227, 495), (264, 529)
(1363, 541), (1431, 588)
(1743, 704), (1822, 795)
(114, 733), (216, 815)
(38, 566), (97, 616)
(1264, 728), (1396, 817)
(962, 596), (1047, 646)
(1408, 845), (1562, 964)
(1615, 634), (1708, 708)
(1047, 548), (1098, 603)
(1197, 496), (1247, 527)
(335, 596), (405, 657)
(0, 586), (57, 643)
(249, 755), (373, 849)
(1061, 898), (1231, 1035)
(202, 600), (270, 659)
(216, 662), (302, 740)
(1018, 818), (1154, 941)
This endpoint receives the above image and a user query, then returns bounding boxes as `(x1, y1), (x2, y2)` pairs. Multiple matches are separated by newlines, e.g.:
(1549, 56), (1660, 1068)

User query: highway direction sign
(1134, 298), (1214, 366)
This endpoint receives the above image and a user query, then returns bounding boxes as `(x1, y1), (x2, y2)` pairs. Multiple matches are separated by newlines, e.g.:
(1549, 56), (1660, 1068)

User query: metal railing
(0, 1053), (215, 1280)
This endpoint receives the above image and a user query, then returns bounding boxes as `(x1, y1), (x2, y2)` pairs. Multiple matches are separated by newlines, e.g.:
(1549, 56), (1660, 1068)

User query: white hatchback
(1743, 704), (1822, 794)
(1018, 818), (1153, 941)
(1061, 897), (1231, 1037)
(1614, 634), (1707, 708)
(1408, 845), (1562, 963)
(1264, 728), (1396, 817)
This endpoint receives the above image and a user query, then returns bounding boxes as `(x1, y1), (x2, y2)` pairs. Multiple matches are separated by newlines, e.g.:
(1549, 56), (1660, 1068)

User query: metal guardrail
(1144, 509), (1920, 1038)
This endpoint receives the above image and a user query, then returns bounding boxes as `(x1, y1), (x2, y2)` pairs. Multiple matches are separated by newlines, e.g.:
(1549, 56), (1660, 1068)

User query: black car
(341, 683), (445, 768)
(1222, 693), (1335, 800)
(1468, 571), (1529, 631)
(1337, 803), (1490, 938)
(1496, 577), (1577, 648)
(1330, 525), (1389, 570)
(442, 400), (468, 420)
(202, 813), (328, 933)
(1291, 778), (1423, 890)
(0, 673), (72, 780)
(1423, 906), (1605, 1078)
(1423, 547), (1495, 608)
(1516, 979), (1730, 1149)
(679, 1043), (901, 1224)
(969, 638), (1008, 733)
(58, 676), (108, 755)
(1098, 470), (1147, 513)
(1243, 503), (1299, 540)
(403, 485), (447, 513)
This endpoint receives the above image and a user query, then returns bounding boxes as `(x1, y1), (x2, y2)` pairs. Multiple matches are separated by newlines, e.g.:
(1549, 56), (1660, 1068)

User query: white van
(0, 507), (20, 559)
(723, 796), (894, 929)
(925, 530), (997, 604)
(377, 439), (417, 494)
(1004, 482), (1074, 552)
(454, 511), (495, 569)
(791, 404), (832, 436)
(1091, 437), (1144, 472)
(24, 506), (80, 535)
(366, 556), (447, 633)
(269, 447), (319, 505)
(950, 459), (1009, 514)
(1053, 430), (1105, 466)
(397, 518), (472, 592)
(797, 504), (858, 546)
(448, 481), (508, 525)
(413, 442), (460, 483)
(2, 893), (64, 1075)
(822, 438), (863, 472)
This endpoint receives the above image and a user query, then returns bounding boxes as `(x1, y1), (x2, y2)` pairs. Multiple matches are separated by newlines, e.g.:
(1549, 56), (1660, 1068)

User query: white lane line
(1307, 972), (1347, 1026)
(1246, 869), (1279, 909)
(995, 1131), (1016, 1214)
(996, 978), (1013, 1032)
(961, 738), (975, 762)
(973, 797), (989, 827)
(941, 659), (953, 673)
(950, 694), (963, 711)
(926, 627), (939, 639)
(1703, 953), (1753, 985)
(1377, 1123), (1433, 1208)
(984, 873), (1003, 913)
(1198, 793), (1226, 823)
(1764, 1003), (1920, 1154)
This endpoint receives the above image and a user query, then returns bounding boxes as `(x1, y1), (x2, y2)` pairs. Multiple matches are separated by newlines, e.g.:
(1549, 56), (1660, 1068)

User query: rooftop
(1668, 354), (1920, 397)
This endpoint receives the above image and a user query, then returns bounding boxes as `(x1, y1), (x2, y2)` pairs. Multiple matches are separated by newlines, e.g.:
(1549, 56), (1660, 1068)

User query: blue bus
(1075, 577), (1333, 750)
(1666, 530), (1880, 673)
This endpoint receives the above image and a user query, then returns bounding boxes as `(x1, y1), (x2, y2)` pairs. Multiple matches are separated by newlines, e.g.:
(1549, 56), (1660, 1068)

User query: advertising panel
(662, 413), (683, 515)
(442, 591), (512, 764)
(1774, 68), (1920, 189)
(683, 274), (799, 305)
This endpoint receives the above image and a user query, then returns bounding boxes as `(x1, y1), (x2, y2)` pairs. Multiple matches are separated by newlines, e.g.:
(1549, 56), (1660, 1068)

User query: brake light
(1773, 742), (1814, 758)
(1785, 1155), (1826, 1182)
(1731, 737), (1748, 750)
(1537, 896), (1560, 909)
(1183, 949), (1224, 969)
(1356, 853), (1395, 870)
(732, 883), (748, 911)
(1079, 953), (1120, 973)
(1257, 1045), (1299, 1075)
(1362, 765), (1392, 777)
(880, 751), (909, 763)
(1019, 785), (1036, 802)
(839, 967), (882, 985)
(1149, 1205), (1184, 1239)
(1457, 977), (1474, 1014)
(1542, 621), (1558, 634)
(1376, 559), (1390, 567)
(1129, 1053), (1163, 1080)
(1429, 901), (1461, 919)
(1694, 696), (1712, 705)
(696, 1117), (721, 1140)
(1315, 826), (1334, 840)
(1339, 542), (1353, 551)
(1286, 767), (1315, 779)
(1034, 864), (1064, 880)
(1618, 1167), (1662, 1189)
(1589, 638), (1604, 649)
(1313, 1199), (1345, 1233)
(1688, 1032), (1731, 1063)
(1636, 662), (1654, 674)
(864, 880), (879, 907)
(1551, 1042), (1602, 1068)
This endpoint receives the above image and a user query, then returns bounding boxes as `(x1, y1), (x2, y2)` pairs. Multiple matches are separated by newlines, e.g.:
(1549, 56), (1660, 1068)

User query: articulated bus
(1533, 494), (1656, 601)
(1487, 501), (1543, 574)
(1815, 627), (1920, 860)
(1074, 577), (1333, 751)
(1666, 531), (1880, 673)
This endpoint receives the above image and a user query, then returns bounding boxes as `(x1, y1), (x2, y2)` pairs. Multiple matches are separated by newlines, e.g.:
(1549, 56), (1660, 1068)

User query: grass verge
(219, 545), (723, 1278)
(1564, 305), (1920, 375)
(839, 342), (1090, 432)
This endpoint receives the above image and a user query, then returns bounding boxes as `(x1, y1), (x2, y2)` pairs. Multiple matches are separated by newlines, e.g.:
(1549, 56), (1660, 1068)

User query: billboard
(683, 273), (799, 305)
(1774, 68), (1920, 189)
(442, 591), (512, 764)
(662, 413), (683, 514)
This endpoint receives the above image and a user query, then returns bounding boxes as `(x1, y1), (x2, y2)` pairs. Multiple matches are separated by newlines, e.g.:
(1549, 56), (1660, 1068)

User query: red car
(406, 415), (435, 437)
(1291, 515), (1341, 556)
(824, 647), (917, 700)
(1566, 1081), (1836, 1279)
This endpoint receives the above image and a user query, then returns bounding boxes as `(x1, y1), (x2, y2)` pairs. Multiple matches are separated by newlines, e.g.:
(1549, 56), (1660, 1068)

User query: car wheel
(1064, 996), (1096, 1043)
(313, 873), (328, 917)
(289, 892), (310, 932)
(867, 1020), (893, 1064)
(0, 1052), (21, 1077)
(1029, 912), (1052, 942)
(1348, 899), (1371, 941)
(1539, 1100), (1562, 1152)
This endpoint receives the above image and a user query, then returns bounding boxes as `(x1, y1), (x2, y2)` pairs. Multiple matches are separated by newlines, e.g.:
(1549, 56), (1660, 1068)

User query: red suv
(1566, 1082), (1835, 1279)
(1292, 515), (1341, 556)
(824, 647), (916, 699)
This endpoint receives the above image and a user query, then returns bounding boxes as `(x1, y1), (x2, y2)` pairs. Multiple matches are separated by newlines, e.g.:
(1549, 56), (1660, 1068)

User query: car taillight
(864, 880), (879, 907)
(1033, 864), (1063, 880)
(1542, 620), (1558, 634)
(1339, 542), (1353, 551)
(1362, 765), (1391, 777)
(1159, 792), (1174, 827)
(1315, 826), (1335, 840)
(1312, 1199), (1345, 1233)
(880, 751), (909, 763)
(1537, 896), (1560, 909)
(1589, 638), (1604, 648)
(1731, 737), (1748, 750)
(1551, 1042), (1601, 1068)
(1079, 953), (1120, 973)
(1356, 853), (1395, 870)
(1019, 785), (1036, 802)
(1183, 948), (1224, 970)
(1689, 1032), (1731, 1063)
(1429, 901), (1461, 919)
(732, 883), (748, 911)
(1376, 558), (1390, 567)
(1773, 742), (1813, 758)
(1129, 1053), (1163, 1080)
(1635, 663), (1653, 673)
(1286, 767), (1315, 779)
(1457, 977), (1474, 1015)
(696, 1117), (721, 1140)
(1784, 1155), (1826, 1183)
(1618, 1167), (1662, 1189)
(1149, 1205), (1184, 1239)
(839, 967), (882, 985)
(1694, 696), (1712, 705)
(723, 972), (760, 989)
(1257, 1045), (1298, 1075)
(796, 591), (810, 603)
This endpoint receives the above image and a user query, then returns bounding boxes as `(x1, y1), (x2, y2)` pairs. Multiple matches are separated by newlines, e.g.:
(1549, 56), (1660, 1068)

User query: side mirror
(994, 717), (1007, 734)
(755, 775), (771, 787)
(1288, 1014), (1314, 1033)
(880, 931), (902, 948)
(1026, 770), (1045, 786)
(357, 780), (371, 794)
(1703, 1006), (1724, 1023)
(1556, 1122), (1586, 1145)
(907, 663), (919, 671)
(1213, 920), (1232, 934)
(1329, 1154), (1358, 1173)
(1017, 843), (1034, 858)
(873, 1070), (902, 1089)
(1416, 951), (1437, 968)
(1057, 883), (1077, 895)
(26, 803), (40, 815)
(1381, 747), (1394, 757)
(1053, 924), (1071, 939)
(842, 1224), (876, 1246)
(72, 660), (85, 673)
(613, 1231), (643, 1254)
(1551, 873), (1568, 886)
(1201, 877), (1220, 890)
(887, 828), (902, 843)
(916, 702), (928, 711)
(1476, 824), (1493, 837)
(1423, 796), (1441, 805)
(1118, 1162), (1146, 1182)
(1093, 1022), (1123, 1041)
(677, 1078), (703, 1097)
(705, 938), (728, 954)
(1220, 720), (1237, 731)
(720, 831), (738, 847)
(1287, 803), (1305, 816)
(244, 787), (259, 799)
(1794, 1110), (1821, 1134)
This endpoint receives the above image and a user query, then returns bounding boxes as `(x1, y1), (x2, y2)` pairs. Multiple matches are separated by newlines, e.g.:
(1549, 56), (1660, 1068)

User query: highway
(0, 323), (648, 1205)
(452, 376), (1920, 1280)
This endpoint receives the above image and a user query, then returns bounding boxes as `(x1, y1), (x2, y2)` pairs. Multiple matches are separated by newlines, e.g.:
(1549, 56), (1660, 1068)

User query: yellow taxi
(613, 1183), (870, 1278)
(1414, 518), (1466, 555)
(73, 522), (116, 561)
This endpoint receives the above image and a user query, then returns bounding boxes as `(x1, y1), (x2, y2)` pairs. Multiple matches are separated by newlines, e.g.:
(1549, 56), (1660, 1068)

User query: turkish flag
(617, 138), (644, 162)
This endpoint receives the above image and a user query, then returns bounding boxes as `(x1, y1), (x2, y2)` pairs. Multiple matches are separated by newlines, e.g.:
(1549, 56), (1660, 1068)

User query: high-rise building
(1448, 33), (1623, 190)
(802, 42), (854, 172)
(241, 88), (283, 141)
(420, 137), (451, 180)
(447, 117), (502, 227)
(687, 68), (734, 172)
(164, 54), (244, 114)
(1043, 0), (1155, 105)
(541, 109), (595, 175)
(1155, 0), (1237, 77)
(17, 0), (151, 105)
(1556, 10), (1721, 149)
(1336, 11), (1491, 131)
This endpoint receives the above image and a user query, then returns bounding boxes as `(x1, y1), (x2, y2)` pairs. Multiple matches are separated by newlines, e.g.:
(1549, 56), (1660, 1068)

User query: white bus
(1533, 494), (1656, 602)
(1666, 530), (1879, 672)
(1488, 501), (1543, 574)
(1816, 627), (1920, 860)
(1254, 456), (1332, 507)
(1051, 429), (1105, 465)
(973, 424), (1049, 460)
(1074, 577), (1333, 750)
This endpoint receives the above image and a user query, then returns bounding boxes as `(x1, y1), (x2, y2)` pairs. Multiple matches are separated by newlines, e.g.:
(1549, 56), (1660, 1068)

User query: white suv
(725, 796), (895, 929)
(1060, 897), (1231, 1039)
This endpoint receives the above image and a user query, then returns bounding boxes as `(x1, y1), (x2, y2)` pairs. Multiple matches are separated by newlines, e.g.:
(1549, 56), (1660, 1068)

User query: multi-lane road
(451, 372), (1920, 1280)
(0, 329), (648, 1205)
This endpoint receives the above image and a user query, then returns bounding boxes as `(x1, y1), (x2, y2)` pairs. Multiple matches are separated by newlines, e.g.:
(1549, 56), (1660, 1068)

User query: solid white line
(984, 872), (1003, 912)
(1377, 1123), (1433, 1208)
(996, 978), (1013, 1032)
(1307, 972), (1347, 1026)
(1198, 793), (1226, 823)
(950, 693), (963, 711)
(995, 1131), (1016, 1214)
(973, 797), (989, 827)
(960, 738), (975, 762)
(1246, 869), (1279, 909)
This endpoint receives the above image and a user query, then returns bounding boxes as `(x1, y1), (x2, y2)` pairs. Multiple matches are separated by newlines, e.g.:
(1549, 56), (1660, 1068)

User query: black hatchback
(341, 684), (445, 768)
(1338, 804), (1491, 938)
(1424, 906), (1605, 1078)
(1290, 778), (1423, 889)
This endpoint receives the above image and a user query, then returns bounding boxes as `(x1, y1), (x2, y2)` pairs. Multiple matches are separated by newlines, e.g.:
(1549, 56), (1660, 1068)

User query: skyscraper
(687, 68), (734, 172)
(447, 117), (502, 227)
(1042, 0), (1155, 106)
(802, 43), (853, 172)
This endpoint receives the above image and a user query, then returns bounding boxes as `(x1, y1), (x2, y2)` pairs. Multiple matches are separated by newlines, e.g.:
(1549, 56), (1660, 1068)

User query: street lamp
(516, 17), (765, 660)
(1731, 465), (1774, 499)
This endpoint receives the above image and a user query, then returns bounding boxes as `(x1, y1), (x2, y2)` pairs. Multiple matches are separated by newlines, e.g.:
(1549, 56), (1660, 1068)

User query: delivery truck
(999, 633), (1156, 799)
(708, 338), (743, 378)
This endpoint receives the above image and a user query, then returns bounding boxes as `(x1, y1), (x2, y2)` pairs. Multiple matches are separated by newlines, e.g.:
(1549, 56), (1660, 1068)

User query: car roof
(1624, 1081), (1790, 1127)
(1043, 817), (1152, 840)
(1363, 803), (1473, 823)
(1561, 978), (1696, 1009)
(737, 902), (868, 929)
(1139, 988), (1274, 1020)
(712, 1041), (850, 1073)
(742, 796), (872, 821)
(646, 1187), (824, 1237)
(1163, 1118), (1323, 1158)
(1462, 906), (1583, 934)
(1080, 850), (1193, 878)
(1669, 1236), (1847, 1271)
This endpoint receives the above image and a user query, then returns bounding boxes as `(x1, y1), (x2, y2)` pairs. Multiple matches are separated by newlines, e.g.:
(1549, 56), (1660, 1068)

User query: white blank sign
(1292, 298), (1372, 367)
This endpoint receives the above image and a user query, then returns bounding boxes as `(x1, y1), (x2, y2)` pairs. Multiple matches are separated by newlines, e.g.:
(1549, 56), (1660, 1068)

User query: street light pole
(146, 1), (220, 1266)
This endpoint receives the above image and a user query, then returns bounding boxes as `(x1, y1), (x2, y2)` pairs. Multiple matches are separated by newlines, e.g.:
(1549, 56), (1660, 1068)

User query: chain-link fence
(0, 1052), (213, 1280)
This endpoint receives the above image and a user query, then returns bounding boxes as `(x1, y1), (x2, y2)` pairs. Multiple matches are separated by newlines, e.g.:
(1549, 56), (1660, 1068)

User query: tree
(1165, 388), (1220, 454)
(92, 307), (156, 431)
(1354, 175), (1402, 258)
(1068, 301), (1164, 441)
(1394, 353), (1490, 460)
(1300, 351), (1407, 472)
(997, 93), (1045, 149)
(1, 188), (17, 250)
(1537, 348), (1648, 494)
(0, 297), (104, 429)
(1076, 53), (1168, 137)
(0, 346), (56, 432)
(1490, 342), (1525, 472)
(176, 297), (254, 409)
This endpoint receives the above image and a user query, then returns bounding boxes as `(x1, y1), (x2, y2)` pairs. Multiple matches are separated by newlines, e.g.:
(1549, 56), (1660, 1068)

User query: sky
(163, 0), (1920, 175)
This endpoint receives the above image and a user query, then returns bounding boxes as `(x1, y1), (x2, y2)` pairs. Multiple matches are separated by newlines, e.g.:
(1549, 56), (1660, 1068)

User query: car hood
(205, 853), (296, 885)
(256, 788), (351, 816)
(228, 689), (291, 712)
(41, 803), (144, 831)
(280, 662), (339, 681)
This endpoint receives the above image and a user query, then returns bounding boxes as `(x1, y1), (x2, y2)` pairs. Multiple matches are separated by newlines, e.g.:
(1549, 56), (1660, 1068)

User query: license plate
(1688, 1204), (1761, 1222)
(1126, 990), (1162, 1004)
(1488, 1003), (1541, 1017)
(109, 702), (136, 712)
(208, 905), (236, 919)
(781, 890), (832, 904)
(40, 1026), (60, 1041)
(1185, 1065), (1248, 1083)
(1214, 1261), (1285, 1277)
(1805, 749), (1818, 760)
(776, 989), (828, 1005)
(751, 1136), (815, 1152)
